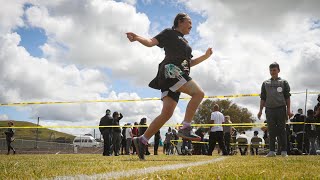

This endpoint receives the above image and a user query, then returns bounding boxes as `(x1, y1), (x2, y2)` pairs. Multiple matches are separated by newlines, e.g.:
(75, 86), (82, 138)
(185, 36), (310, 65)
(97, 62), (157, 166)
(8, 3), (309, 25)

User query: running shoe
(133, 137), (146, 160)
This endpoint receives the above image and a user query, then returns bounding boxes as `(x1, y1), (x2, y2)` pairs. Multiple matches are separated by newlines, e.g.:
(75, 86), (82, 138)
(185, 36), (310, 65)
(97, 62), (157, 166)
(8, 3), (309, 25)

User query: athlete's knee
(194, 89), (204, 99)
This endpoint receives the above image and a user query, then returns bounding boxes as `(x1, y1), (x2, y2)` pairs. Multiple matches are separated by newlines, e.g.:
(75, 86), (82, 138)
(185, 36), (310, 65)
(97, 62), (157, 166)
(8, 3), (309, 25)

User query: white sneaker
(265, 151), (276, 157)
(281, 151), (288, 157)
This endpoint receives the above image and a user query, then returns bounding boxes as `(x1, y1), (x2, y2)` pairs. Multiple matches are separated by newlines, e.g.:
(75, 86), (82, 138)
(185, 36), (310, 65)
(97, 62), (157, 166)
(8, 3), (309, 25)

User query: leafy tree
(193, 99), (255, 132)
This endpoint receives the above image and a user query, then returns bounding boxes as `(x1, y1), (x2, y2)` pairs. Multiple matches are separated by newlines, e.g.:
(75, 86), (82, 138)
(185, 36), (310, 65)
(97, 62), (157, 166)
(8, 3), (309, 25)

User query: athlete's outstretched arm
(126, 32), (159, 47)
(190, 48), (213, 67)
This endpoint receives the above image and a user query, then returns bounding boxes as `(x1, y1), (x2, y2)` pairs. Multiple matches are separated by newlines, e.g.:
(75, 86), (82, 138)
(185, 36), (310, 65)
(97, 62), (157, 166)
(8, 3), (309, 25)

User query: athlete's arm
(126, 32), (158, 47)
(190, 48), (213, 67)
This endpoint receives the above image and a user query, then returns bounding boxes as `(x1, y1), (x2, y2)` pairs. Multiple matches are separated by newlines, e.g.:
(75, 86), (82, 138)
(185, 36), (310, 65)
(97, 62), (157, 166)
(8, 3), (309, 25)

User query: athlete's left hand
(205, 48), (213, 58)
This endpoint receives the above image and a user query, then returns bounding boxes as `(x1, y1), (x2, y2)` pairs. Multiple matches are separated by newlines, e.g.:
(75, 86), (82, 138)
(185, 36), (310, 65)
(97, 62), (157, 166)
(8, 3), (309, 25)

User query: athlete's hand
(205, 48), (213, 59)
(287, 111), (294, 119)
(126, 32), (137, 42)
(257, 111), (262, 120)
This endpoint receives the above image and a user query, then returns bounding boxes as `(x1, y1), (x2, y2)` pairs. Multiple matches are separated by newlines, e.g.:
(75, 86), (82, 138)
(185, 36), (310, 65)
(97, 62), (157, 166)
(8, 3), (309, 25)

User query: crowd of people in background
(99, 110), (154, 156)
(97, 92), (320, 157)
(3, 92), (319, 157)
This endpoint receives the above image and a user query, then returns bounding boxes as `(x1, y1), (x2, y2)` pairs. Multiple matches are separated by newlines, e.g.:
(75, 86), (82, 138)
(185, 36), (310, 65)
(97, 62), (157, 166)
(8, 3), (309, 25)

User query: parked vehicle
(73, 135), (100, 148)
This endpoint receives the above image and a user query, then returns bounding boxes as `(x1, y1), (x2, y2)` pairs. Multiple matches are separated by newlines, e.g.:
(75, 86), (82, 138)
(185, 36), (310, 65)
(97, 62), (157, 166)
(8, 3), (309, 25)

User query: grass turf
(1, 154), (320, 179)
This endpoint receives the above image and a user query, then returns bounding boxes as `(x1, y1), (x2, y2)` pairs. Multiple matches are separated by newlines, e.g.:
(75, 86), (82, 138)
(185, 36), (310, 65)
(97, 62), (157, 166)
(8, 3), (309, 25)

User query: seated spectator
(250, 131), (263, 155)
(291, 108), (307, 153)
(237, 131), (248, 155)
(194, 128), (205, 155)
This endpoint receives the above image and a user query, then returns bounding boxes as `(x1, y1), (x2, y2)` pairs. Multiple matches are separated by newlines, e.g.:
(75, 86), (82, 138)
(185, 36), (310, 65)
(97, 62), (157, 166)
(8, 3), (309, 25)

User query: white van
(73, 136), (100, 148)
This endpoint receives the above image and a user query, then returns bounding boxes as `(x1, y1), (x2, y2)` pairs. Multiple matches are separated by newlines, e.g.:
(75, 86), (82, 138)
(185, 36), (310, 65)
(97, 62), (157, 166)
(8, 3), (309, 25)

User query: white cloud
(0, 33), (108, 103)
(25, 0), (163, 86)
(0, 0), (25, 34)
(0, 114), (9, 120)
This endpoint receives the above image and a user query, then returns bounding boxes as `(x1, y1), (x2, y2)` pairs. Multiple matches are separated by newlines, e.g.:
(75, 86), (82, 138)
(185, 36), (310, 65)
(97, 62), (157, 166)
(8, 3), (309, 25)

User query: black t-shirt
(154, 28), (193, 62)
(155, 130), (161, 140)
(139, 123), (147, 136)
(99, 115), (113, 134)
(291, 114), (305, 132)
(113, 114), (123, 133)
(314, 103), (320, 118)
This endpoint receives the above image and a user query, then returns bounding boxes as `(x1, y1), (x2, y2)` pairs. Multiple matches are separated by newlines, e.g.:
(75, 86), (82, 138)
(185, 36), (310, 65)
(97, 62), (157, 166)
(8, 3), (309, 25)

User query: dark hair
(112, 111), (119, 118)
(254, 131), (258, 135)
(307, 109), (314, 116)
(213, 104), (219, 111)
(172, 13), (189, 29)
(140, 117), (147, 125)
(106, 109), (111, 115)
(269, 62), (280, 70)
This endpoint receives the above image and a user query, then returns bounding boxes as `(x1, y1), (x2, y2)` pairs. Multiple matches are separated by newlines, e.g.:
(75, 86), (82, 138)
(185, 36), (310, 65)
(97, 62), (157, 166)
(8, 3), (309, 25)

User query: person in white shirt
(125, 123), (133, 155)
(208, 104), (228, 156)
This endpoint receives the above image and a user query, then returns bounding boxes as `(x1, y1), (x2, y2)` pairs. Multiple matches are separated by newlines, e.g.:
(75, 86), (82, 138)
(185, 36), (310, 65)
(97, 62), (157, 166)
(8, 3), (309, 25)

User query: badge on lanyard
(277, 87), (283, 93)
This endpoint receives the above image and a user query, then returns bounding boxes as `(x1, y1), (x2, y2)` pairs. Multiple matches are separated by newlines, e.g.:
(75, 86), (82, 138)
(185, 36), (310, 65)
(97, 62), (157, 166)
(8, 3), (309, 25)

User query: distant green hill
(0, 121), (75, 143)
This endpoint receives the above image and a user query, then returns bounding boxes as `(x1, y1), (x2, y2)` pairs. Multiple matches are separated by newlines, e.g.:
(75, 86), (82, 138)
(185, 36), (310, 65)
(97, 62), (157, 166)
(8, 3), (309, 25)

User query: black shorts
(161, 72), (192, 103)
(149, 61), (192, 103)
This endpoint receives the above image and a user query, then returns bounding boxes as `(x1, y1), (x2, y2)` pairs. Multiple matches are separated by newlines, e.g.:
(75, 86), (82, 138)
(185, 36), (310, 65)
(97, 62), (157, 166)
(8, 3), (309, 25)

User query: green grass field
(1, 154), (320, 179)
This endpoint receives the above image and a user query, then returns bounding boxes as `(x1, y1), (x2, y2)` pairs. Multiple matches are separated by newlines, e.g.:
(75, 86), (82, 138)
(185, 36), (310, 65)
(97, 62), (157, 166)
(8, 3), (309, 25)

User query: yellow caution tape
(0, 92), (318, 106)
(0, 122), (318, 129)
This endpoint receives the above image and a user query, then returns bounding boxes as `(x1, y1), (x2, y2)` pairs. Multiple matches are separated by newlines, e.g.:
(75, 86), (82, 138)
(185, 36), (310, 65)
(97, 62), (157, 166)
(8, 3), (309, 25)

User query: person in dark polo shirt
(314, 94), (320, 146)
(258, 62), (293, 157)
(99, 109), (113, 156)
(126, 13), (213, 160)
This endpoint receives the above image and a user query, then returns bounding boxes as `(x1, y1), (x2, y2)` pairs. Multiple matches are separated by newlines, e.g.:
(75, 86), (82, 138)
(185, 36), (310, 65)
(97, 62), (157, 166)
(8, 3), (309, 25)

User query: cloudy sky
(0, 0), (319, 137)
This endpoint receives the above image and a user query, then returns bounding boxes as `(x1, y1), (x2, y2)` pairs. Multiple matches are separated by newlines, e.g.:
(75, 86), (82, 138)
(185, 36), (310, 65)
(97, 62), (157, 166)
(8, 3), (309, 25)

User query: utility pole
(305, 89), (308, 115)
(35, 117), (40, 149)
(93, 129), (96, 139)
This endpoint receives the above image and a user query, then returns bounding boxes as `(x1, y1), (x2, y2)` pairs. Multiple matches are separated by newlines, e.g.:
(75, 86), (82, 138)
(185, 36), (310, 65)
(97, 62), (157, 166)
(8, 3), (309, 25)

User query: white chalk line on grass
(53, 157), (226, 180)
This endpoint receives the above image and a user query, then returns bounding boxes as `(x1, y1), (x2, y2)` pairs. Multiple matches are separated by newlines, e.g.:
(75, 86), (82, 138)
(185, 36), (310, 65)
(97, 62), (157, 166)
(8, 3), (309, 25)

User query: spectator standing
(258, 62), (292, 157)
(5, 121), (16, 155)
(125, 123), (133, 155)
(164, 127), (173, 155)
(112, 111), (123, 156)
(154, 130), (161, 155)
(208, 104), (228, 156)
(121, 126), (126, 155)
(314, 94), (320, 148)
(99, 109), (113, 156)
(223, 116), (234, 155)
(305, 109), (317, 155)
(132, 122), (139, 155)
